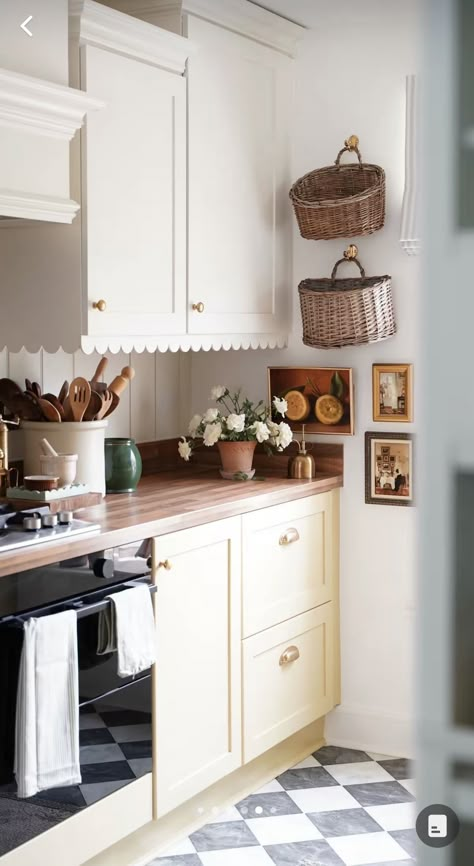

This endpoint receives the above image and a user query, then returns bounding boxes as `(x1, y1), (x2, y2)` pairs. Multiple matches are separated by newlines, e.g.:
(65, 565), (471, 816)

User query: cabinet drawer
(243, 604), (334, 762)
(242, 493), (334, 637)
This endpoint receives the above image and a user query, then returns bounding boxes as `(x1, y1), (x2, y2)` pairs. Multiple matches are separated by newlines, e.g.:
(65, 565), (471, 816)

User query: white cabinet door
(186, 15), (292, 335)
(81, 45), (186, 337)
(152, 517), (242, 816)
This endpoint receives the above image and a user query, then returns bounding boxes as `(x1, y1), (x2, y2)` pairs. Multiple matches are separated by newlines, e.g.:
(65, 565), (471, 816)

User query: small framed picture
(365, 432), (414, 506)
(268, 366), (354, 435)
(372, 364), (413, 422)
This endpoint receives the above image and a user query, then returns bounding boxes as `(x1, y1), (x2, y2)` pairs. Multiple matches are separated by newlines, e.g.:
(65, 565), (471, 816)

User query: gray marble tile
(265, 839), (345, 865)
(80, 727), (114, 746)
(345, 782), (415, 807)
(190, 820), (258, 851)
(146, 856), (202, 866)
(80, 779), (129, 806)
(277, 767), (339, 790)
(378, 758), (414, 781)
(390, 828), (417, 858)
(307, 807), (382, 837)
(80, 743), (125, 764)
(80, 760), (134, 784)
(129, 757), (152, 778)
(236, 792), (302, 819)
(313, 746), (371, 765)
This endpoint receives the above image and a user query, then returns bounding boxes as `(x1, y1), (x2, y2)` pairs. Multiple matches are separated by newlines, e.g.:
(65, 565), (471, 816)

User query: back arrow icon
(20, 15), (33, 36)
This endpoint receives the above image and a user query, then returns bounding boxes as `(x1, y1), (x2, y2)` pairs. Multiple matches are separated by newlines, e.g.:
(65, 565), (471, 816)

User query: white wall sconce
(400, 74), (421, 255)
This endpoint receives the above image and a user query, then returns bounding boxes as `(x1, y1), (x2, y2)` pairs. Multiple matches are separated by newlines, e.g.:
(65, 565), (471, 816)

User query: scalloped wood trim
(0, 333), (289, 353)
(0, 190), (80, 223)
(70, 0), (193, 73)
(0, 67), (103, 140)
(98, 0), (304, 57)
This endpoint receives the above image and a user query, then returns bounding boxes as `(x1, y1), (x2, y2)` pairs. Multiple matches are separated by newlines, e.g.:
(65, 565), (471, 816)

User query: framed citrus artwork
(268, 366), (354, 435)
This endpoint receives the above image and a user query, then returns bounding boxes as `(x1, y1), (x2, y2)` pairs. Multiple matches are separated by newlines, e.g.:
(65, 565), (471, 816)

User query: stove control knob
(23, 514), (42, 532)
(41, 513), (58, 529)
(58, 511), (73, 526)
(92, 558), (115, 579)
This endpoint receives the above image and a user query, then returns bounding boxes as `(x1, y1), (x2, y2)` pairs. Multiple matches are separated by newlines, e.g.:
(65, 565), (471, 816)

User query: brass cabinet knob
(279, 527), (300, 546)
(192, 302), (205, 313)
(93, 299), (107, 312)
(279, 645), (300, 666)
(157, 559), (172, 570)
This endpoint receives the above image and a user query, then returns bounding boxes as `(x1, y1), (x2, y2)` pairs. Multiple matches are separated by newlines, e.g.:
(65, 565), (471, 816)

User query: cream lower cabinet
(152, 517), (242, 817)
(151, 490), (340, 815)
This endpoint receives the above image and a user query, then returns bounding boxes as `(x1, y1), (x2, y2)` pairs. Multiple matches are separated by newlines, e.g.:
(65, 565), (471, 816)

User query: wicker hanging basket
(289, 135), (385, 240)
(298, 245), (396, 349)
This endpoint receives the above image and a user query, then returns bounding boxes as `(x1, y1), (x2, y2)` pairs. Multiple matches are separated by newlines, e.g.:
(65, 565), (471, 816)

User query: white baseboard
(325, 704), (415, 759)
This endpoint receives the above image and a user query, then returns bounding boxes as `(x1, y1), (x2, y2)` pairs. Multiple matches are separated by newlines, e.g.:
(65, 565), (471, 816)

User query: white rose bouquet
(178, 387), (293, 462)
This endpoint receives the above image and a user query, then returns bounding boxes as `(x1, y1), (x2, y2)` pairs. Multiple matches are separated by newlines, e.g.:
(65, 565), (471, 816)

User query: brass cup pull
(279, 645), (300, 666)
(279, 527), (300, 546)
(192, 302), (205, 313)
(93, 299), (107, 312)
(158, 559), (172, 570)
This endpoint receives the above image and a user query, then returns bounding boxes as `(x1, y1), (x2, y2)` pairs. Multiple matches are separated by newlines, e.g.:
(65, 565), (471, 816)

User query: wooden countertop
(0, 466), (343, 578)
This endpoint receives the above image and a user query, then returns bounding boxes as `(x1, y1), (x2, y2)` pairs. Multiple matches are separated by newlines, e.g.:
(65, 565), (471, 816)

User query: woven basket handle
(331, 244), (366, 282)
(335, 134), (363, 168)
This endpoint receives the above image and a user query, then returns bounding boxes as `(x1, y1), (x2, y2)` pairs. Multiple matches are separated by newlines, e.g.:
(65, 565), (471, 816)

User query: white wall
(188, 0), (421, 757)
(0, 348), (187, 460)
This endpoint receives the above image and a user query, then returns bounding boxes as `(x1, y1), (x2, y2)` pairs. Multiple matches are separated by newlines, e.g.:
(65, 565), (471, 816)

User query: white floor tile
(366, 803), (416, 831)
(207, 805), (243, 823)
(287, 785), (360, 813)
(109, 724), (152, 743)
(255, 779), (284, 794)
(327, 830), (409, 865)
(246, 813), (323, 845)
(128, 757), (153, 778)
(291, 756), (321, 769)
(325, 761), (394, 786)
(199, 847), (274, 865)
(161, 837), (197, 856)
(399, 778), (416, 795)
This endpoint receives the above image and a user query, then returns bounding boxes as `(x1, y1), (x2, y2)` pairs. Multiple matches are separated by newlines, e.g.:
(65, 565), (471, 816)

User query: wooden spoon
(32, 382), (41, 398)
(0, 379), (43, 420)
(69, 377), (91, 422)
(103, 390), (119, 419)
(95, 389), (114, 420)
(83, 389), (102, 422)
(58, 380), (69, 407)
(38, 398), (62, 422)
(42, 393), (65, 420)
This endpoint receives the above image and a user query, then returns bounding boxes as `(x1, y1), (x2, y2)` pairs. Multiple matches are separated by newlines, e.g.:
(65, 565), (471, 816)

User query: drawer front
(242, 493), (334, 637)
(242, 603), (334, 762)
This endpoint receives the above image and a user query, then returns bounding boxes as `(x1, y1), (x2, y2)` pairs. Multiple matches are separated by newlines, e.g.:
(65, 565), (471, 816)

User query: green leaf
(329, 371), (344, 399)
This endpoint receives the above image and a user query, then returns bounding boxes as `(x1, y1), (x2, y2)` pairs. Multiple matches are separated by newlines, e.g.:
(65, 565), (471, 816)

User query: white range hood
(0, 66), (102, 223)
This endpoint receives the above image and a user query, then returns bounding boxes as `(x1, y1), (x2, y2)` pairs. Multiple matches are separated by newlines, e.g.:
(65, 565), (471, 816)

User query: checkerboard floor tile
(149, 746), (416, 866)
(0, 702), (152, 811)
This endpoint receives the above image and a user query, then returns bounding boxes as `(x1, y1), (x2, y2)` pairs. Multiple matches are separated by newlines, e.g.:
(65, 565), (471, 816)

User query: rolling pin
(108, 366), (135, 398)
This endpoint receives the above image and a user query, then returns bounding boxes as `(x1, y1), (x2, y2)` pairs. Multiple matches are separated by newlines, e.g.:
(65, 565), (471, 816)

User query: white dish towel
(15, 610), (81, 799)
(97, 585), (156, 678)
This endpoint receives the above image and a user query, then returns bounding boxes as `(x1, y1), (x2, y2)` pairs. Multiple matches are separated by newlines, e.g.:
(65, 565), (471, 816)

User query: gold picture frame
(372, 364), (413, 422)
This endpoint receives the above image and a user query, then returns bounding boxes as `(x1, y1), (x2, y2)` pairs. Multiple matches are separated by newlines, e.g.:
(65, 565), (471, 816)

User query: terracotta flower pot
(217, 440), (257, 480)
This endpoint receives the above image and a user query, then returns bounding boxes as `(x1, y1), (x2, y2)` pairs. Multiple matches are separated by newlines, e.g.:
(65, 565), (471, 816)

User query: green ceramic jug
(104, 438), (142, 493)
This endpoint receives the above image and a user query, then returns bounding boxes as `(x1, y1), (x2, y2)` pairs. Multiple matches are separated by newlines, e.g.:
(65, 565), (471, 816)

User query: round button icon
(416, 804), (460, 847)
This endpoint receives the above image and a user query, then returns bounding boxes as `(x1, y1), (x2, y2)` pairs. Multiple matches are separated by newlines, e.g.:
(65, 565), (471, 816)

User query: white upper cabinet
(185, 16), (292, 338)
(0, 0), (302, 352)
(80, 42), (187, 338)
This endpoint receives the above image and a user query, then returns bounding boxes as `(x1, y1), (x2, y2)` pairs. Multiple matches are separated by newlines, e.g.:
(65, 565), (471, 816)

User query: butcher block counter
(0, 443), (343, 578)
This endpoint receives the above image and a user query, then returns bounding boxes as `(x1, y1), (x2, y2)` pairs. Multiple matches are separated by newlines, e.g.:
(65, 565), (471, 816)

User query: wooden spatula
(95, 389), (114, 420)
(83, 389), (102, 422)
(38, 398), (62, 423)
(69, 377), (91, 422)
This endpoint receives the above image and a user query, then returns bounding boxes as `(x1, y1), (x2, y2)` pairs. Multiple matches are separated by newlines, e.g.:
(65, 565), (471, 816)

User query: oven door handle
(70, 579), (156, 620)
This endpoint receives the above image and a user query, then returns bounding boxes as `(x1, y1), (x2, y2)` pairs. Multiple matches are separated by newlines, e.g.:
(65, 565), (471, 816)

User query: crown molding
(0, 190), (80, 224)
(70, 0), (192, 73)
(98, 0), (304, 56)
(0, 67), (103, 140)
